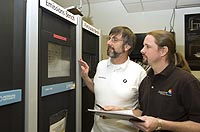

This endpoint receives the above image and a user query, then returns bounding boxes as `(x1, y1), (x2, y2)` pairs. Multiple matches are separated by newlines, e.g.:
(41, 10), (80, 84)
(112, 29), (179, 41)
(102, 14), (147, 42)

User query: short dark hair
(109, 26), (136, 54)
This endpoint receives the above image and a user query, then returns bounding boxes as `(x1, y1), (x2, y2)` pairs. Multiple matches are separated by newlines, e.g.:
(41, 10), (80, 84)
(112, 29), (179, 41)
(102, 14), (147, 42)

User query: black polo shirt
(139, 63), (200, 126)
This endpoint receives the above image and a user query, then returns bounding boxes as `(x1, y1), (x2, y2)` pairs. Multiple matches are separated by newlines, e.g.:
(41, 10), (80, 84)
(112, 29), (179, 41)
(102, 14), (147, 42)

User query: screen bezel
(39, 30), (75, 85)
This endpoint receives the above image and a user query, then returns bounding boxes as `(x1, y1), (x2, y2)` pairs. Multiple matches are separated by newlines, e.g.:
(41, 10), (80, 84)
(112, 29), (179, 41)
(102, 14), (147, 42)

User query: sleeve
(93, 61), (100, 84)
(181, 78), (200, 122)
(137, 65), (147, 87)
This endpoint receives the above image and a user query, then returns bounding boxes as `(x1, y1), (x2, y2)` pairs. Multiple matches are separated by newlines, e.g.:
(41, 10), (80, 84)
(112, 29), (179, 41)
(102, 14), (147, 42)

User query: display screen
(129, 33), (146, 60)
(133, 33), (146, 55)
(48, 42), (71, 78)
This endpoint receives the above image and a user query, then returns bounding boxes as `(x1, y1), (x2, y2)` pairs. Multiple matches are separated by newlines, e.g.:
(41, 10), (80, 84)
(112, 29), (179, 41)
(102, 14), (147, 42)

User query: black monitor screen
(129, 33), (146, 60)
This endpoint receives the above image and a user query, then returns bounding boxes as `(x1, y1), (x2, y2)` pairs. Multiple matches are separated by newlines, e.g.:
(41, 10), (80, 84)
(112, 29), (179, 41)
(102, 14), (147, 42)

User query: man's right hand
(78, 58), (89, 79)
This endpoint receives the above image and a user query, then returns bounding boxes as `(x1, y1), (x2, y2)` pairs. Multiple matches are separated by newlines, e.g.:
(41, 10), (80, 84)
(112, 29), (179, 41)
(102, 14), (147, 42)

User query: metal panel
(76, 15), (83, 132)
(25, 0), (39, 132)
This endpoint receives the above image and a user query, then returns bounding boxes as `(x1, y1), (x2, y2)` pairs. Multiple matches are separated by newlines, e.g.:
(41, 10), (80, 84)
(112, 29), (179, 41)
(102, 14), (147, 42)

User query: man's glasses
(106, 36), (123, 43)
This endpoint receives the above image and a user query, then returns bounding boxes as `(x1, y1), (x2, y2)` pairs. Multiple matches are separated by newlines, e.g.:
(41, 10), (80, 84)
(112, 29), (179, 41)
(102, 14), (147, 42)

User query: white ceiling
(54, 0), (200, 13)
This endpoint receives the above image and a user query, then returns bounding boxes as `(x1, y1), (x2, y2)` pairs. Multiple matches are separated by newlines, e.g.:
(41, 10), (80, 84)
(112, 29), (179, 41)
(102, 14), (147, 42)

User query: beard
(107, 46), (125, 58)
(142, 55), (148, 65)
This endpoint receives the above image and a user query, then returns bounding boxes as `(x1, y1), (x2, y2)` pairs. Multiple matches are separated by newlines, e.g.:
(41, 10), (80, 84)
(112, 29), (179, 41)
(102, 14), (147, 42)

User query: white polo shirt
(91, 57), (146, 132)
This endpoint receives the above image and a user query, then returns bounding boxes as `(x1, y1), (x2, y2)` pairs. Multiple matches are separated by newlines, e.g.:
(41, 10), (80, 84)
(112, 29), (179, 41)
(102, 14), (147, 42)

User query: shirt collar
(148, 63), (176, 78)
(107, 57), (130, 71)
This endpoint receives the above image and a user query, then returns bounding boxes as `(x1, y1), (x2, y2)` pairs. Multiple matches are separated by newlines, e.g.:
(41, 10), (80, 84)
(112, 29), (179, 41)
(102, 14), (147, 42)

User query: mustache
(142, 54), (147, 58)
(107, 46), (114, 50)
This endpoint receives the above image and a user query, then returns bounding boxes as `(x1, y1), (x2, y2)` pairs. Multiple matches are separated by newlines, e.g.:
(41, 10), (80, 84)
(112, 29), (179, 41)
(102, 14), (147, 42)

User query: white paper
(49, 117), (66, 132)
(88, 109), (144, 122)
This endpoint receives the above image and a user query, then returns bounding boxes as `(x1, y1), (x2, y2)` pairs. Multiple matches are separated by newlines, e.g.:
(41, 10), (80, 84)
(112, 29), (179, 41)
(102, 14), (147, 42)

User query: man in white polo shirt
(79, 26), (146, 132)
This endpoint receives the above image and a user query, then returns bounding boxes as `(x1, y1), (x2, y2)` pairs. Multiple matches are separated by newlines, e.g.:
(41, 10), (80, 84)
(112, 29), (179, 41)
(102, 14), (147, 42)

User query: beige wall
(101, 35), (108, 60)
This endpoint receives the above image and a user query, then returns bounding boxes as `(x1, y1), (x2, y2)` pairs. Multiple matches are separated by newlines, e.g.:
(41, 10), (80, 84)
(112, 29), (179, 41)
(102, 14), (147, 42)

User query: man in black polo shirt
(130, 30), (200, 131)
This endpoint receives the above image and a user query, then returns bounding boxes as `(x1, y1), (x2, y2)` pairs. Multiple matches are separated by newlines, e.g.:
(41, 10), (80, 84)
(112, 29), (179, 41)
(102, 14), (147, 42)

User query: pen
(96, 104), (106, 111)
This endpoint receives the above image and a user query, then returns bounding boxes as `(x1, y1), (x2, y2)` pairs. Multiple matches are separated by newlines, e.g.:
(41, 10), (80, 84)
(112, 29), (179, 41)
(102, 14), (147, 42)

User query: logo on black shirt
(158, 89), (172, 96)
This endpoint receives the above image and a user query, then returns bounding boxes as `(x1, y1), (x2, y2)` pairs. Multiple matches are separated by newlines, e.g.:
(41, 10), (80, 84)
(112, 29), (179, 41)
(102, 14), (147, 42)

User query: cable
(78, 0), (83, 11)
(169, 8), (175, 32)
(169, 0), (178, 32)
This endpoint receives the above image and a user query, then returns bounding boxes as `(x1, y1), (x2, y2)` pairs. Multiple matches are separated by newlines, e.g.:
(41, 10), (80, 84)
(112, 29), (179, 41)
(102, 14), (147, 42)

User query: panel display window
(48, 42), (71, 78)
(38, 9), (76, 132)
(40, 30), (75, 85)
(82, 29), (99, 132)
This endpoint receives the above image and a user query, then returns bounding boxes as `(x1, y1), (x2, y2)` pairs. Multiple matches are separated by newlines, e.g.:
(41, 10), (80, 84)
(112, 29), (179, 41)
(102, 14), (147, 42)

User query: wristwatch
(155, 118), (162, 130)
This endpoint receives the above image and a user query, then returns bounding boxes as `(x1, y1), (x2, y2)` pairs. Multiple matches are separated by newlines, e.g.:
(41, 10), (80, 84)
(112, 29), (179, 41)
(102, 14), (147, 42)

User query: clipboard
(88, 109), (144, 122)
